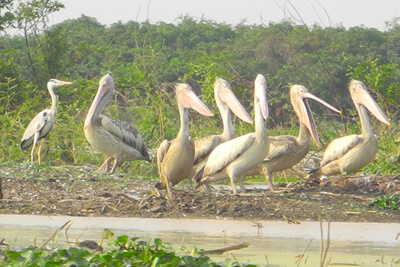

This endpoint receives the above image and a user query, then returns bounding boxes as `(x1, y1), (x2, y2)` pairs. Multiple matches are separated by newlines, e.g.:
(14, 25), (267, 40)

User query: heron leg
(0, 178), (3, 199)
(96, 157), (113, 173)
(30, 145), (36, 164)
(31, 132), (40, 164)
(37, 144), (43, 165)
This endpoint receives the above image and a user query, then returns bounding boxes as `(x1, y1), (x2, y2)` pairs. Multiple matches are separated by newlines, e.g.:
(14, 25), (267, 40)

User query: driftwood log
(199, 242), (249, 255)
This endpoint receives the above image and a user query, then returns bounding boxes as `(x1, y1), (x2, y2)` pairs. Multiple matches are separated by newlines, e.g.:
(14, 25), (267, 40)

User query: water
(0, 214), (399, 266)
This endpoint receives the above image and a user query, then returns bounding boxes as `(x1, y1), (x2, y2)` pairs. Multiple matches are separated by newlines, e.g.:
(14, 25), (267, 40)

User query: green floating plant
(0, 235), (254, 266)
(370, 194), (400, 210)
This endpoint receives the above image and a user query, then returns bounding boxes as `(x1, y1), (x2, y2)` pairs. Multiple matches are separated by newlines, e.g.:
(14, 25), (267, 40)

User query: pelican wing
(20, 109), (54, 150)
(156, 139), (171, 174)
(203, 133), (255, 176)
(320, 134), (362, 166)
(194, 135), (221, 164)
(263, 136), (296, 162)
(100, 115), (150, 159)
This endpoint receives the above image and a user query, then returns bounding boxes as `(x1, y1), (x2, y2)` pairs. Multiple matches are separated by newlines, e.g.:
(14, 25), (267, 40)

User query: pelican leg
(238, 176), (247, 193)
(202, 184), (212, 192)
(229, 176), (238, 195)
(110, 158), (120, 174)
(263, 166), (275, 192)
(165, 178), (174, 199)
(96, 157), (113, 173)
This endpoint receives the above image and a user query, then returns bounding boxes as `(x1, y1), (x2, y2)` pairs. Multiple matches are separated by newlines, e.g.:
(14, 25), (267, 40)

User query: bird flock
(19, 72), (390, 198)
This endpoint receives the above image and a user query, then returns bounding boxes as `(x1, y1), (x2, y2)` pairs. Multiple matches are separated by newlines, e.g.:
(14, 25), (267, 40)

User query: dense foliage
(0, 1), (399, 175)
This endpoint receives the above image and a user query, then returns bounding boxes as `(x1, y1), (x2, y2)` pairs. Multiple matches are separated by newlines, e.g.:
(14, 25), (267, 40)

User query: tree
(13, 0), (65, 85)
(0, 0), (15, 32)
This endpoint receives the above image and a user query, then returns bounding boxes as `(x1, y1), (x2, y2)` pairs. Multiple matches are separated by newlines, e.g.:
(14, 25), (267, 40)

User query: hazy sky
(47, 0), (400, 31)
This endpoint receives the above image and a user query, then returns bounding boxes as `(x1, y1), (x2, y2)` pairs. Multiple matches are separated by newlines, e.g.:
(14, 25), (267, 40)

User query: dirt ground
(1, 163), (400, 223)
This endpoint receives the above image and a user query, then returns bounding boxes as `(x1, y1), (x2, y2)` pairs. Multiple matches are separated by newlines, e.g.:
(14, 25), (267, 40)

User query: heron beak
(57, 80), (73, 85)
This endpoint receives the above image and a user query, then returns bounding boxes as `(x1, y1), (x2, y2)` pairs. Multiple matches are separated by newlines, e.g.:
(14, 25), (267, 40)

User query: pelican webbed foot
(96, 157), (113, 173)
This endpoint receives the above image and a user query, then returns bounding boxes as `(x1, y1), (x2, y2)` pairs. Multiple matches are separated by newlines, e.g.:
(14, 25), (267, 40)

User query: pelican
(309, 80), (390, 178)
(20, 79), (73, 164)
(195, 74), (269, 194)
(156, 83), (213, 196)
(246, 85), (341, 191)
(193, 77), (253, 178)
(84, 72), (150, 174)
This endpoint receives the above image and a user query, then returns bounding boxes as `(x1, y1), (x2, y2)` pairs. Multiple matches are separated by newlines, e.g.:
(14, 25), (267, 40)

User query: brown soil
(1, 164), (400, 223)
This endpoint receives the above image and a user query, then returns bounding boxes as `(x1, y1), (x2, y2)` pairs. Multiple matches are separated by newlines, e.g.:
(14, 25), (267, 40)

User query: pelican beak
(183, 87), (214, 117)
(84, 75), (113, 128)
(300, 90), (341, 145)
(219, 85), (253, 124)
(255, 74), (268, 120)
(353, 81), (390, 125)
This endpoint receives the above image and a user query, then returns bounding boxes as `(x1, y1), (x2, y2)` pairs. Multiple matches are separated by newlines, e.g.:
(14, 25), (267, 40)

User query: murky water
(0, 215), (399, 266)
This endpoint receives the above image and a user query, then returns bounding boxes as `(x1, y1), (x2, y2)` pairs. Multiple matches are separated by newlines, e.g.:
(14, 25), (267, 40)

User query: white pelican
(20, 79), (73, 164)
(156, 83), (213, 196)
(310, 80), (390, 178)
(195, 74), (269, 194)
(84, 72), (150, 173)
(246, 85), (341, 191)
(193, 77), (252, 178)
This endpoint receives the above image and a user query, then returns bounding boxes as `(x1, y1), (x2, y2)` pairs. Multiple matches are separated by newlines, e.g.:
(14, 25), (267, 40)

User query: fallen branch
(199, 242), (249, 255)
(30, 182), (56, 205)
(391, 174), (400, 180)
(39, 220), (72, 249)
(295, 239), (312, 266)
(64, 220), (74, 244)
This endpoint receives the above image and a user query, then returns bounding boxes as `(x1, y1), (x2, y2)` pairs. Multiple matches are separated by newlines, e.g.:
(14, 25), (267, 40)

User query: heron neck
(49, 85), (58, 115)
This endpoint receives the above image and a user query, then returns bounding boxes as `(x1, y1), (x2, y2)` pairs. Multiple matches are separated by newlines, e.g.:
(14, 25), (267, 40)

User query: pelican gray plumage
(246, 85), (341, 191)
(309, 80), (390, 178)
(20, 79), (73, 164)
(195, 74), (270, 194)
(84, 72), (150, 174)
(156, 83), (214, 197)
(193, 77), (252, 179)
